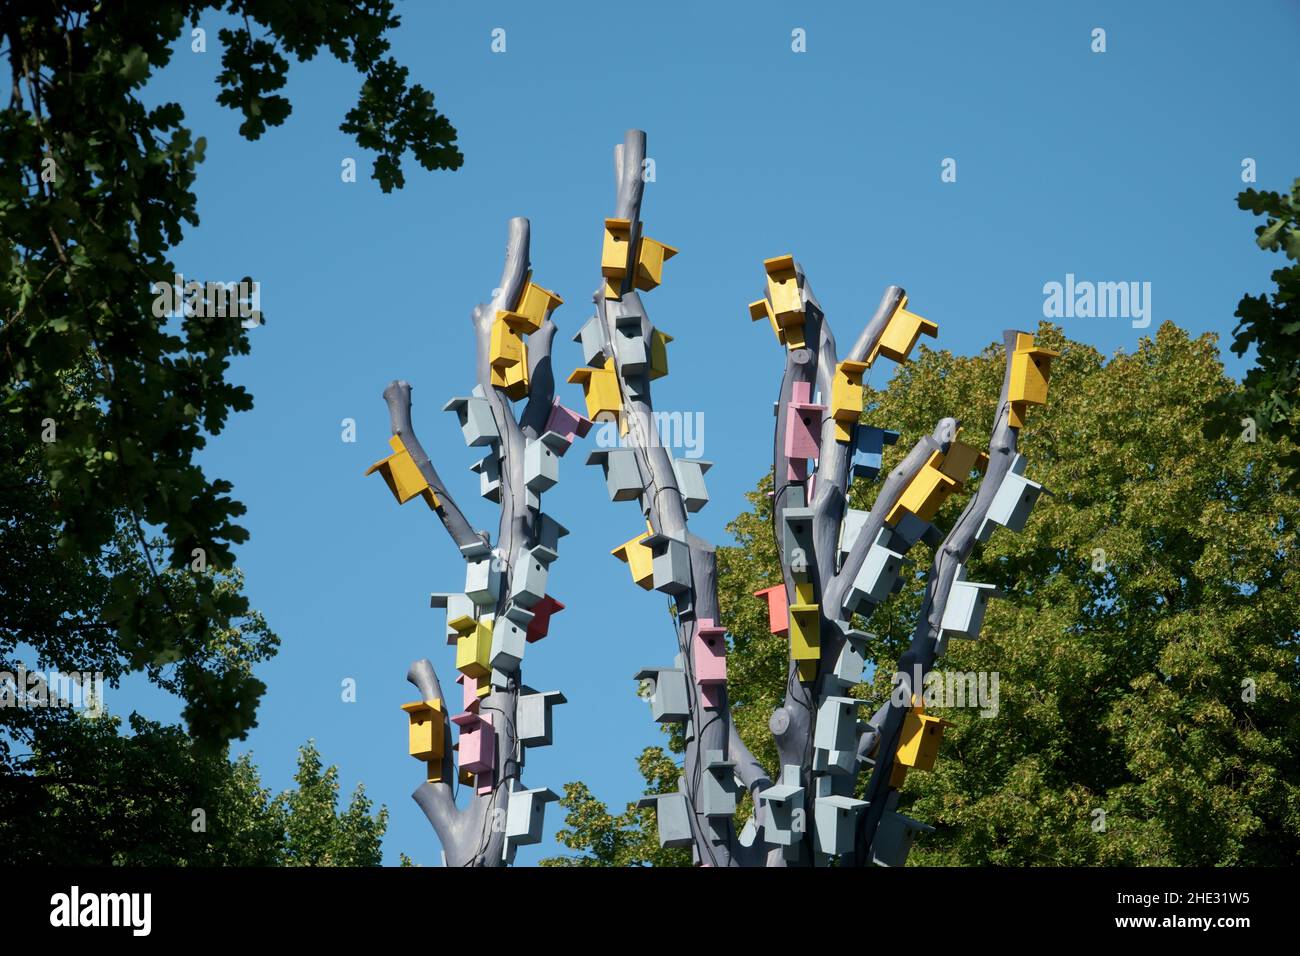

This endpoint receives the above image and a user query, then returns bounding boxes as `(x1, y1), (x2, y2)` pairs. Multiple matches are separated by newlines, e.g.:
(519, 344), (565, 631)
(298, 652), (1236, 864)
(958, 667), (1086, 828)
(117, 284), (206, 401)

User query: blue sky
(113, 0), (1300, 864)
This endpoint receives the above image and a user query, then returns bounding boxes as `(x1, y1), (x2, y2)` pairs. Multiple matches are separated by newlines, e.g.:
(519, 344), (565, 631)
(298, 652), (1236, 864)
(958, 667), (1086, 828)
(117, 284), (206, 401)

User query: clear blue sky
(118, 0), (1299, 864)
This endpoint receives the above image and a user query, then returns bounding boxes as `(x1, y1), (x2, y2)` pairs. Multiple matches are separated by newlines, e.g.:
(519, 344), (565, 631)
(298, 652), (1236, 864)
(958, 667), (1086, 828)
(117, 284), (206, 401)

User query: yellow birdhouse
(937, 435), (989, 484)
(612, 525), (655, 590)
(634, 237), (678, 292)
(649, 329), (672, 380)
(867, 295), (938, 367)
(366, 434), (439, 510)
(500, 277), (564, 334)
(491, 346), (530, 401)
(830, 360), (870, 442)
(455, 620), (493, 679)
(763, 255), (804, 330)
(788, 603), (820, 662)
(1009, 332), (1059, 408)
(490, 315), (526, 370)
(886, 451), (959, 525)
(895, 703), (952, 772)
(602, 217), (634, 298)
(747, 297), (806, 349)
(402, 698), (445, 763)
(567, 359), (623, 425)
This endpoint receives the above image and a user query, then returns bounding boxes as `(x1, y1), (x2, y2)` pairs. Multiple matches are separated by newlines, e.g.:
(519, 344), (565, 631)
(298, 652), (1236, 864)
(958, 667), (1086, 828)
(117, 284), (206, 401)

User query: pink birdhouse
(453, 710), (495, 775)
(693, 618), (728, 707)
(456, 672), (481, 714)
(785, 381), (826, 464)
(544, 401), (593, 453)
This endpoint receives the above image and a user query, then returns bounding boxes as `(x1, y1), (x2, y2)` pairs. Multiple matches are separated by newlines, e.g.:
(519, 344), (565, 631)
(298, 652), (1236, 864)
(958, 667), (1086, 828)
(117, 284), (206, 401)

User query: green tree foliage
(0, 716), (386, 865)
(550, 322), (1299, 865)
(1207, 178), (1300, 488)
(0, 2), (460, 747)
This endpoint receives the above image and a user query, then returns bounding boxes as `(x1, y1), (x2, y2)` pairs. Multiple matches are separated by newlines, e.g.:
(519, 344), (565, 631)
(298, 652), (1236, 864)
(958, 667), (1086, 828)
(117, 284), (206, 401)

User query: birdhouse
(455, 618), (493, 679)
(665, 456), (712, 514)
(814, 792), (867, 857)
(614, 313), (649, 374)
(401, 698), (444, 762)
(464, 556), (501, 607)
(886, 451), (959, 525)
(1009, 333), (1059, 407)
(758, 765), (805, 847)
(365, 434), (439, 510)
(636, 792), (694, 848)
(452, 710), (495, 775)
(648, 329), (672, 380)
(700, 750), (739, 817)
(977, 453), (1046, 540)
(500, 785), (560, 848)
(896, 704), (952, 771)
(850, 425), (900, 481)
(939, 564), (1001, 642)
(788, 602), (820, 665)
(533, 513), (568, 565)
(502, 279), (564, 334)
(845, 529), (906, 611)
(489, 315), (525, 371)
(469, 451), (502, 502)
(938, 436), (989, 484)
(634, 236), (678, 291)
(517, 689), (566, 748)
(891, 511), (943, 552)
(693, 619), (727, 707)
(430, 591), (477, 642)
(829, 627), (870, 688)
(785, 381), (826, 463)
(753, 584), (790, 636)
(645, 532), (691, 594)
(523, 431), (567, 494)
(612, 528), (655, 590)
(749, 296), (787, 347)
(763, 254), (804, 330)
(525, 595), (563, 643)
(601, 217), (633, 286)
(782, 506), (815, 571)
(814, 695), (859, 761)
(830, 360), (870, 442)
(544, 401), (593, 450)
(872, 808), (935, 867)
(443, 395), (500, 449)
(491, 343), (530, 401)
(567, 359), (622, 425)
(634, 666), (691, 723)
(837, 508), (870, 564)
(508, 546), (549, 608)
(867, 294), (938, 366)
(573, 315), (609, 368)
(489, 615), (528, 673)
(586, 447), (645, 502)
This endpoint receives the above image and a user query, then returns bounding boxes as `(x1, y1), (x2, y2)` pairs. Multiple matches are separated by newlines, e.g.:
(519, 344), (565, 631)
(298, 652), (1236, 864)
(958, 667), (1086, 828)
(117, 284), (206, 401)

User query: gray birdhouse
(872, 809), (935, 867)
(573, 315), (608, 367)
(586, 448), (645, 502)
(534, 513), (568, 565)
(637, 792), (693, 849)
(671, 457), (713, 513)
(523, 432), (567, 494)
(814, 791), (867, 857)
(892, 511), (943, 552)
(634, 666), (690, 723)
(443, 395), (500, 448)
(490, 615), (527, 673)
(508, 546), (549, 608)
(845, 529), (906, 612)
(782, 507), (815, 571)
(614, 314), (648, 374)
(977, 453), (1046, 540)
(838, 508), (870, 564)
(464, 557), (501, 607)
(505, 786), (559, 847)
(700, 750), (739, 817)
(939, 563), (1001, 643)
(813, 696), (859, 776)
(758, 765), (806, 847)
(645, 532), (691, 594)
(469, 451), (502, 503)
(430, 591), (477, 642)
(828, 627), (871, 689)
(517, 688), (566, 748)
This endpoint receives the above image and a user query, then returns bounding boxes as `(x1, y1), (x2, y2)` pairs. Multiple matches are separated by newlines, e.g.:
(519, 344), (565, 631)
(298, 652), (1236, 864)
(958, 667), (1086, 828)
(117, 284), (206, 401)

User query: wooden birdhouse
(634, 666), (691, 723)
(504, 786), (560, 847)
(671, 456), (712, 513)
(452, 711), (495, 775)
(700, 750), (739, 817)
(886, 450), (959, 525)
(517, 689), (566, 748)
(587, 447), (645, 502)
(469, 450), (502, 502)
(525, 595), (564, 643)
(872, 809), (935, 868)
(867, 294), (938, 366)
(828, 627), (870, 689)
(544, 400), (592, 450)
(365, 434), (439, 510)
(845, 529), (906, 612)
(850, 425), (900, 481)
(1009, 332), (1059, 408)
(612, 527), (655, 590)
(454, 619), (493, 680)
(443, 395), (500, 448)
(509, 545), (549, 608)
(896, 703), (952, 772)
(693, 618), (727, 708)
(645, 532), (691, 594)
(754, 583), (790, 637)
(401, 698), (445, 763)
(523, 431), (567, 494)
(637, 792), (693, 848)
(501, 278), (563, 334)
(601, 217), (633, 297)
(567, 359), (623, 425)
(758, 765), (805, 847)
(763, 254), (804, 331)
(939, 563), (1001, 642)
(788, 602), (821, 675)
(573, 315), (608, 368)
(938, 435), (989, 484)
(464, 556), (501, 607)
(830, 360), (870, 442)
(634, 236), (678, 291)
(489, 615), (528, 673)
(613, 312), (649, 375)
(785, 381), (826, 464)
(648, 329), (672, 380)
(533, 513), (568, 564)
(813, 785), (867, 857)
